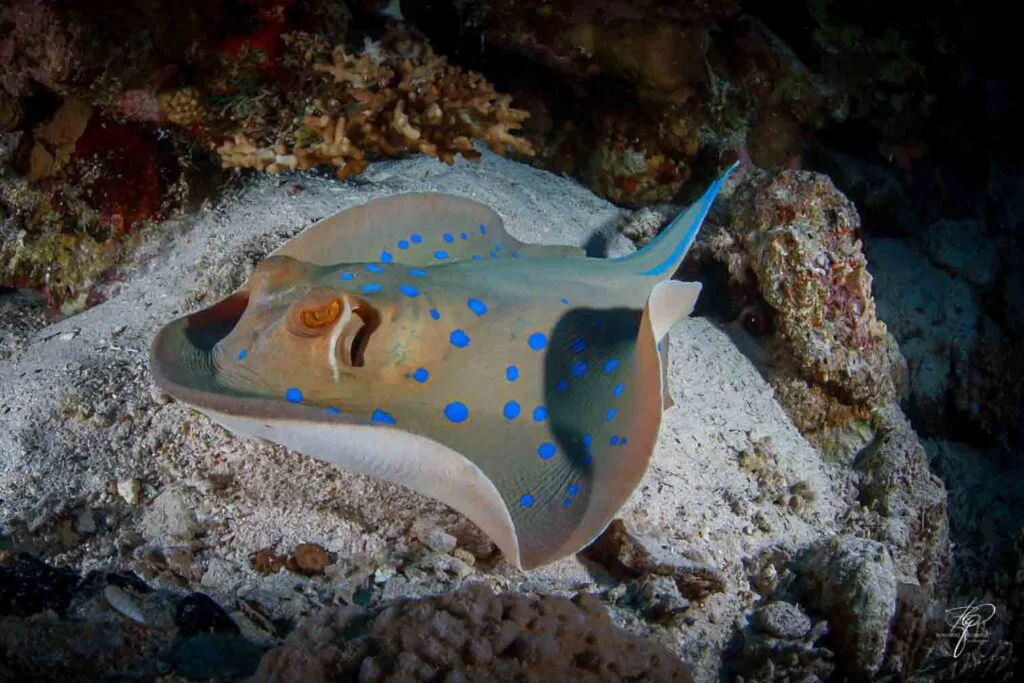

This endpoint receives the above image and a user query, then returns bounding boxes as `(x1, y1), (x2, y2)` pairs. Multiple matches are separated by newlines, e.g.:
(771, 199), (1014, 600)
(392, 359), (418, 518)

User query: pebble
(116, 478), (143, 505)
(292, 543), (330, 575)
(104, 584), (147, 624)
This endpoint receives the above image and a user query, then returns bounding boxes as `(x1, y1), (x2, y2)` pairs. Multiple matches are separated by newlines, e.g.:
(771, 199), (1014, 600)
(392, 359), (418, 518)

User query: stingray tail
(616, 161), (738, 278)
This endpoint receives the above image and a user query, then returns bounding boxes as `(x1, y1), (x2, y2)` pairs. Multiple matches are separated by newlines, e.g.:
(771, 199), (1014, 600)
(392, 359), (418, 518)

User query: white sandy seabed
(0, 149), (848, 680)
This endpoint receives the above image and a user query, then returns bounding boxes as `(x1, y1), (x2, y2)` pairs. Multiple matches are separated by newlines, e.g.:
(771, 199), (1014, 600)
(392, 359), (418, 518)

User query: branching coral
(216, 28), (534, 179)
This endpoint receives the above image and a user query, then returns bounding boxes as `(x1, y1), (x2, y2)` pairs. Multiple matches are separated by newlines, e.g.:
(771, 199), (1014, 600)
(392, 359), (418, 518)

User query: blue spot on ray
(372, 409), (396, 425)
(450, 329), (471, 347)
(511, 252), (520, 258)
(430, 309), (441, 320)
(538, 443), (556, 460)
(503, 401), (521, 420)
(340, 272), (355, 280)
(610, 435), (620, 445)
(460, 232), (469, 239)
(603, 358), (620, 373)
(237, 348), (248, 361)
(528, 332), (548, 350)
(613, 383), (625, 397)
(413, 368), (429, 383)
(563, 498), (573, 507)
(570, 338), (586, 354)
(326, 406), (341, 414)
(605, 408), (617, 421)
(519, 493), (534, 508)
(409, 268), (427, 277)
(533, 406), (548, 422)
(443, 233), (454, 243)
(466, 298), (488, 316)
(479, 223), (487, 234)
(362, 283), (381, 293)
(506, 365), (519, 382)
(571, 361), (588, 378)
(398, 284), (420, 298)
(411, 233), (422, 243)
(398, 239), (409, 249)
(567, 483), (580, 496)
(560, 297), (570, 305)
(285, 388), (303, 403)
(472, 255), (483, 261)
(556, 379), (568, 391)
(444, 402), (469, 423)
(365, 263), (383, 273)
(434, 250), (449, 260)
(380, 250), (394, 264)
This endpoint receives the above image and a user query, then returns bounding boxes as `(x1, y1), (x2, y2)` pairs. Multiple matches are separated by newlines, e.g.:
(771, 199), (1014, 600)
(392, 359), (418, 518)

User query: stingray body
(151, 165), (735, 569)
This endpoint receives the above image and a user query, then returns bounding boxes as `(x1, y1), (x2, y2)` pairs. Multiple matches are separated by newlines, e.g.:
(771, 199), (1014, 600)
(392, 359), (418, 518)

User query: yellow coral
(218, 28), (534, 179)
(157, 87), (205, 127)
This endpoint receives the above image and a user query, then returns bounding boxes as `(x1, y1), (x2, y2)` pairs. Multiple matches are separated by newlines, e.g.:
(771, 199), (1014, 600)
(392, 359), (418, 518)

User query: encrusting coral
(251, 581), (693, 682)
(215, 27), (535, 179)
(704, 168), (905, 442)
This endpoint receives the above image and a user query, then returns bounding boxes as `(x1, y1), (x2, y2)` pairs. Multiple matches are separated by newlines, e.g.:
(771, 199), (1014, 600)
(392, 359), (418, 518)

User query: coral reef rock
(252, 581), (694, 682)
(704, 168), (905, 444)
(798, 535), (897, 678)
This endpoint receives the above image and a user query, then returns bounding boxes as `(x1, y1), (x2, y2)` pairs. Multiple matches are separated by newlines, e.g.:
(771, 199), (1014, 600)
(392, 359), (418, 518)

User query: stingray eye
(300, 299), (342, 329)
(337, 302), (380, 368)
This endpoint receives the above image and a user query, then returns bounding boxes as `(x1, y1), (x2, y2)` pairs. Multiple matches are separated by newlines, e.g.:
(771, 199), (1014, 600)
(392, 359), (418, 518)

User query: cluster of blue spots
(326, 406), (341, 415)
(409, 268), (426, 277)
(237, 348), (248, 361)
(380, 250), (394, 264)
(434, 250), (449, 260)
(411, 233), (423, 243)
(285, 387), (303, 403)
(365, 263), (383, 273)
(371, 409), (395, 425)
(429, 309), (441, 320)
(533, 406), (548, 422)
(413, 368), (429, 383)
(450, 329), (471, 347)
(603, 358), (620, 373)
(444, 401), (469, 423)
(519, 493), (534, 508)
(537, 443), (556, 460)
(460, 232), (470, 240)
(613, 382), (625, 397)
(362, 283), (381, 293)
(506, 365), (519, 382)
(556, 379), (569, 391)
(569, 338), (586, 354)
(466, 298), (488, 316)
(443, 233), (454, 243)
(340, 272), (355, 280)
(398, 239), (410, 249)
(503, 401), (521, 420)
(570, 361), (588, 378)
(398, 284), (420, 298)
(479, 223), (487, 234)
(528, 332), (548, 350)
(605, 407), (617, 421)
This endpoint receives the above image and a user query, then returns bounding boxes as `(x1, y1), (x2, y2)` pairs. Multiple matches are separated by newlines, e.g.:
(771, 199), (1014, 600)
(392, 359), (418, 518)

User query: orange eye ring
(300, 299), (342, 329)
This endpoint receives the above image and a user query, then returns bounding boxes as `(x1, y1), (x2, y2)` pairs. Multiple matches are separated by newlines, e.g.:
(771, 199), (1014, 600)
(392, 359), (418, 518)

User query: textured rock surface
(702, 168), (904, 447)
(252, 581), (695, 682)
(799, 536), (898, 677)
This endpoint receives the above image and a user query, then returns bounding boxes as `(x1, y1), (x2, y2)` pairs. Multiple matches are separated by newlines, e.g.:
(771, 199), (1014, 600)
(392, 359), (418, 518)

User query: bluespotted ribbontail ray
(150, 163), (736, 569)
